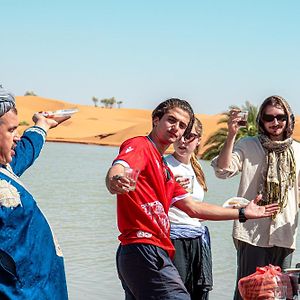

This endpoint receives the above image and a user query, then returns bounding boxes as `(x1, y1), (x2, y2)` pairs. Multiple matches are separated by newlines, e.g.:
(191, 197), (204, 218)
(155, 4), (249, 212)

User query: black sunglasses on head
(262, 114), (287, 122)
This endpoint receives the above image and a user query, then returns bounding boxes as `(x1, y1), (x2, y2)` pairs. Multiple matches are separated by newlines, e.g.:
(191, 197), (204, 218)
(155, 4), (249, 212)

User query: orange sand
(16, 96), (300, 156)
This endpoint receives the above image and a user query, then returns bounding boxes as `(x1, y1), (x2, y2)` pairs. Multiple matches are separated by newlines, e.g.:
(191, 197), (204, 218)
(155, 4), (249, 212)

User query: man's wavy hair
(256, 95), (294, 139)
(152, 98), (195, 138)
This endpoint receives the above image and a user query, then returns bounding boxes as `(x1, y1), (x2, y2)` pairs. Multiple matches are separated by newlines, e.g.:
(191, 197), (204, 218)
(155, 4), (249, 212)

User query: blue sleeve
(10, 126), (47, 176)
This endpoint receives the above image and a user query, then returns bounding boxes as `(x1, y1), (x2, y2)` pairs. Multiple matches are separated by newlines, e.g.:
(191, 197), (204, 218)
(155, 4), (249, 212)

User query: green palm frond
(201, 101), (258, 160)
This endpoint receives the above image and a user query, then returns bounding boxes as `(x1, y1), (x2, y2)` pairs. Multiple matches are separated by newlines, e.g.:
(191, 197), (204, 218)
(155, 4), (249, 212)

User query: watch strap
(238, 207), (247, 223)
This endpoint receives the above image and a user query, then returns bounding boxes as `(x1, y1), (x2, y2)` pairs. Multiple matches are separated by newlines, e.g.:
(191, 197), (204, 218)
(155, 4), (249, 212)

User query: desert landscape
(16, 96), (300, 156)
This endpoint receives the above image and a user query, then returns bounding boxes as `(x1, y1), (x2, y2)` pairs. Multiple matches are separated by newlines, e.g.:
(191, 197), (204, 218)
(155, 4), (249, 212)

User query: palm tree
(117, 101), (123, 108)
(100, 97), (116, 108)
(201, 101), (258, 160)
(100, 98), (108, 108)
(108, 97), (116, 108)
(92, 96), (99, 107)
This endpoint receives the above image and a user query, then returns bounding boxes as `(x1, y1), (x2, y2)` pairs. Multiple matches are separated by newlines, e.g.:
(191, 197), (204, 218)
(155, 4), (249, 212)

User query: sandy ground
(16, 96), (300, 155)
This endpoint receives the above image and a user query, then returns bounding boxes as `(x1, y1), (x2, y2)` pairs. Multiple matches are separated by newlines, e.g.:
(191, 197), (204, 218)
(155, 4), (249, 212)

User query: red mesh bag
(238, 264), (293, 300)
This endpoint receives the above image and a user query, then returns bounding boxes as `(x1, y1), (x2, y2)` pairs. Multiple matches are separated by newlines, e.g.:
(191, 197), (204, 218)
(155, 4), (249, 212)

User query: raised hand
(227, 109), (242, 137)
(32, 113), (71, 131)
(175, 175), (190, 190)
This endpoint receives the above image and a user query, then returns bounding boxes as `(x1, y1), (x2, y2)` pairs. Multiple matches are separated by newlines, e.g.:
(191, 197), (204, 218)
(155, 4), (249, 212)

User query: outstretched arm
(173, 194), (278, 221)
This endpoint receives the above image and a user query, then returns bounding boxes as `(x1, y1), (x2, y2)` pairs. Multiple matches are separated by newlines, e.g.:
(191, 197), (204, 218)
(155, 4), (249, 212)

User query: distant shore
(16, 96), (300, 155)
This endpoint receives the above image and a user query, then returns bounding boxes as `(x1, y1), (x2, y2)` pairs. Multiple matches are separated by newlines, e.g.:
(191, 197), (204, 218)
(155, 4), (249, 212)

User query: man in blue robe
(0, 87), (68, 299)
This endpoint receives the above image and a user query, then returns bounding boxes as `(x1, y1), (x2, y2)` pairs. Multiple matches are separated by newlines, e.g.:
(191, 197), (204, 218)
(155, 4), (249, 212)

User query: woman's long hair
(190, 117), (208, 191)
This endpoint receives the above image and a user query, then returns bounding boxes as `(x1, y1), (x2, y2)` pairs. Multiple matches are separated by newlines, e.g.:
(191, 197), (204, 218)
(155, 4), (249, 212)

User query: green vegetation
(201, 101), (258, 160)
(117, 101), (123, 108)
(19, 120), (30, 126)
(92, 96), (99, 107)
(24, 91), (37, 96)
(92, 96), (123, 108)
(100, 97), (116, 108)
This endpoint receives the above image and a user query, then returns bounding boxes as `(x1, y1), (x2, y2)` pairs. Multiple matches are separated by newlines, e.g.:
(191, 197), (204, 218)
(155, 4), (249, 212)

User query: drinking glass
(237, 111), (248, 127)
(183, 175), (194, 194)
(274, 285), (287, 300)
(124, 168), (140, 191)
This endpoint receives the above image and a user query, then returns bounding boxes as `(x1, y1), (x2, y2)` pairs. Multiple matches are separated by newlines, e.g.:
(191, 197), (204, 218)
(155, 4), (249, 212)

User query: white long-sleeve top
(211, 136), (300, 249)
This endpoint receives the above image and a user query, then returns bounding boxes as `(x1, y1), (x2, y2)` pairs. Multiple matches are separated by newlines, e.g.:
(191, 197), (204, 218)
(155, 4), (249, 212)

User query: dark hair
(152, 98), (195, 137)
(190, 117), (207, 191)
(257, 95), (294, 139)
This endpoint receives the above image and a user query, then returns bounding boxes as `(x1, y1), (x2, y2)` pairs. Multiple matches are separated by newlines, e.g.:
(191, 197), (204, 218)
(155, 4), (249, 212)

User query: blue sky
(1, 0), (300, 114)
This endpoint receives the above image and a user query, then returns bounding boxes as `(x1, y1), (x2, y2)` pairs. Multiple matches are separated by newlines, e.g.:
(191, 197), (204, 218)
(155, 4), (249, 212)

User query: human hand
(227, 109), (243, 137)
(244, 194), (279, 219)
(32, 112), (70, 131)
(175, 176), (191, 190)
(108, 174), (132, 194)
(35, 111), (71, 127)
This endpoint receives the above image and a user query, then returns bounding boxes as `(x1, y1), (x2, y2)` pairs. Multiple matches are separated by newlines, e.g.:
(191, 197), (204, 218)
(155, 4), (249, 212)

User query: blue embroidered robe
(0, 126), (68, 299)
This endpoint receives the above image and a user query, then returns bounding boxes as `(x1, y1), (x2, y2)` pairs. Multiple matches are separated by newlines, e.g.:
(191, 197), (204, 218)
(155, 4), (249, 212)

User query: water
(21, 142), (300, 300)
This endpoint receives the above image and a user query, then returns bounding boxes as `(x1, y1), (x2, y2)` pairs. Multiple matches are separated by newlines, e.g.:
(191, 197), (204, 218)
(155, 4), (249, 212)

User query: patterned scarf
(256, 96), (296, 215)
(258, 134), (296, 213)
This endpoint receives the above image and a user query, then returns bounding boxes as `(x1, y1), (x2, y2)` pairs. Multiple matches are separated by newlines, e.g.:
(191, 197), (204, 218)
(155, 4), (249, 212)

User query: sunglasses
(262, 114), (287, 122)
(183, 133), (199, 143)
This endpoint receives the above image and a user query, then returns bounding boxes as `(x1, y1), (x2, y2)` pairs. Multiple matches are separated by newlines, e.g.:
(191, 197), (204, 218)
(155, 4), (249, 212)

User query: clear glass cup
(183, 175), (194, 194)
(237, 111), (248, 127)
(274, 285), (287, 300)
(124, 167), (140, 191)
(288, 274), (299, 298)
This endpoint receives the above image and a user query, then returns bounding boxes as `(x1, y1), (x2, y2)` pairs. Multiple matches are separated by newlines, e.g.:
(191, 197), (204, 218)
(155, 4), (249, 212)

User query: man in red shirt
(106, 98), (278, 300)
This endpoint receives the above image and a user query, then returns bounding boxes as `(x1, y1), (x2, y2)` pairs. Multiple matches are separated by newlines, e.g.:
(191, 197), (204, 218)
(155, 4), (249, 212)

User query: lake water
(21, 142), (300, 300)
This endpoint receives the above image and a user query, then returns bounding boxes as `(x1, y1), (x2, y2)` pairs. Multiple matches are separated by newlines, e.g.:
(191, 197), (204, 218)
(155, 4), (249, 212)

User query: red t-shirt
(113, 136), (188, 258)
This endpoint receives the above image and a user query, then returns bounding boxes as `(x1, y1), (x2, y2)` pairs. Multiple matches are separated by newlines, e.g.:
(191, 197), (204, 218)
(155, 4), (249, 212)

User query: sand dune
(16, 96), (300, 156)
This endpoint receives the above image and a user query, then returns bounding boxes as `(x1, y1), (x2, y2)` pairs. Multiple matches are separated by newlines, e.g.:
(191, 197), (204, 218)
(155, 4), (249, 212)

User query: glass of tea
(237, 111), (248, 127)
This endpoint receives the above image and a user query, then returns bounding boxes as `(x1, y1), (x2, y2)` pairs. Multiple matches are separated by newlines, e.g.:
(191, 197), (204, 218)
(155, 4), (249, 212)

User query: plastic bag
(238, 264), (293, 299)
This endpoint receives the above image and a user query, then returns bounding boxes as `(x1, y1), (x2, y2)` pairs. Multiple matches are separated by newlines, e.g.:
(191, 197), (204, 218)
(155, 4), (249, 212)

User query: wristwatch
(238, 207), (247, 223)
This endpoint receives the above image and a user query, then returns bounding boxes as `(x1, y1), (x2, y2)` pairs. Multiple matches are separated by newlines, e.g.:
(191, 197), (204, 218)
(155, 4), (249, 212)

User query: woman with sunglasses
(211, 96), (300, 300)
(165, 117), (212, 300)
